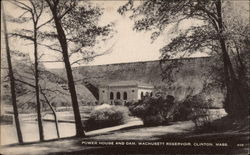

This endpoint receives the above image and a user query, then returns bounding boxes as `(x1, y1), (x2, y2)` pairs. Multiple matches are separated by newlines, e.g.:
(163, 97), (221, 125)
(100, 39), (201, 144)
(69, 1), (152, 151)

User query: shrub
(114, 100), (124, 106)
(143, 114), (165, 126)
(182, 94), (213, 128)
(127, 95), (175, 126)
(172, 101), (192, 121)
(84, 105), (130, 131)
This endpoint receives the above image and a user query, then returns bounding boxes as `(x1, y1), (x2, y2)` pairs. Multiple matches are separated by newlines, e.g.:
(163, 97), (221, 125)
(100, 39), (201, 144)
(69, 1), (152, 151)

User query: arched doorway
(141, 92), (144, 99)
(110, 92), (114, 100)
(116, 92), (121, 100)
(123, 92), (127, 100)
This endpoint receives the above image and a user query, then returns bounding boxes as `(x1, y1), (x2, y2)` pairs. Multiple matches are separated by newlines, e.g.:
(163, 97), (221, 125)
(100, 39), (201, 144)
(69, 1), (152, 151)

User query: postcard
(1, 0), (249, 154)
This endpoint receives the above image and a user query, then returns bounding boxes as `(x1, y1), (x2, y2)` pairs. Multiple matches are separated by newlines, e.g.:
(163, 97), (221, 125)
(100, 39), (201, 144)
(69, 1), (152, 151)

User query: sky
(2, 1), (163, 69)
(87, 1), (165, 66)
(2, 0), (180, 69)
(50, 1), (171, 68)
(2, 0), (249, 69)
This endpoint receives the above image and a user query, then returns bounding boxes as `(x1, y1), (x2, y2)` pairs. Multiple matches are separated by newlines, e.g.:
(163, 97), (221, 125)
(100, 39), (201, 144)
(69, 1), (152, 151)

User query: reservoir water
(1, 120), (76, 145)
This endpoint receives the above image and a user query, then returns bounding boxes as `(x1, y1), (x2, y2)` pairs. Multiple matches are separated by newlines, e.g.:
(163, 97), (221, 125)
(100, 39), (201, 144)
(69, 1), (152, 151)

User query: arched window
(141, 92), (144, 98)
(110, 92), (114, 100)
(116, 92), (121, 100)
(123, 92), (127, 100)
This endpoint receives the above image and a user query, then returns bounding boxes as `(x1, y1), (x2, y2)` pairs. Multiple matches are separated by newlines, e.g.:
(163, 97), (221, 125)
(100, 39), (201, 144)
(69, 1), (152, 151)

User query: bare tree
(1, 1), (23, 143)
(7, 0), (62, 140)
(9, 0), (44, 141)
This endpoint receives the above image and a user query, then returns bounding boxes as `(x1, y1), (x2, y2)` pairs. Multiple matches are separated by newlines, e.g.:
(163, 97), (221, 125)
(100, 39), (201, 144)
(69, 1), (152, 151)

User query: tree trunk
(48, 4), (85, 137)
(216, 0), (248, 118)
(2, 1), (23, 143)
(40, 87), (60, 138)
(34, 27), (44, 141)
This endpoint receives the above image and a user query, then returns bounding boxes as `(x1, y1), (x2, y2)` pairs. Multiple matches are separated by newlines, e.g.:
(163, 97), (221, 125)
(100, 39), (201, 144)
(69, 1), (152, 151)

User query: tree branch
(10, 33), (34, 41)
(18, 10), (29, 18)
(37, 43), (62, 53)
(9, 0), (33, 13)
(15, 78), (35, 88)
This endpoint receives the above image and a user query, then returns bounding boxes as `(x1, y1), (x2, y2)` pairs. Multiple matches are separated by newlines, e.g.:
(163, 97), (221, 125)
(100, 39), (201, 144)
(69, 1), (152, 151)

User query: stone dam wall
(67, 57), (223, 107)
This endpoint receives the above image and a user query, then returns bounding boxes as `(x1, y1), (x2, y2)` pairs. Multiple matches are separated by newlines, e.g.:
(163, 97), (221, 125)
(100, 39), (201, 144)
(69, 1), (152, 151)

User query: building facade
(99, 81), (154, 105)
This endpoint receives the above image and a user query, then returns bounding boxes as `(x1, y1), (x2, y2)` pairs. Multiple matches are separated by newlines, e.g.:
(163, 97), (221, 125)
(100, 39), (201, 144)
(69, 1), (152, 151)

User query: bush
(114, 100), (124, 106)
(181, 94), (213, 128)
(127, 95), (175, 126)
(84, 105), (130, 131)
(172, 101), (192, 121)
(143, 114), (166, 126)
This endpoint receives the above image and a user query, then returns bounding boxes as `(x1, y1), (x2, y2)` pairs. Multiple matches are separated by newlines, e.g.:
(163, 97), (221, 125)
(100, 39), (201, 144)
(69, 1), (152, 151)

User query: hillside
(1, 59), (96, 113)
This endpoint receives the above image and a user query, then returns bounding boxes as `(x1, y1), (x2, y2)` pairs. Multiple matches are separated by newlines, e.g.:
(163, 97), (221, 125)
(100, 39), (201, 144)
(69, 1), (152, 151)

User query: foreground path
(0, 121), (194, 155)
(85, 117), (143, 136)
(86, 121), (194, 140)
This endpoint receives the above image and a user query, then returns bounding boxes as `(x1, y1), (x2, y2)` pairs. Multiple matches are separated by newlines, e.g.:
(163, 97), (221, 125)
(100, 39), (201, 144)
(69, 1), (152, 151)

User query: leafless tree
(1, 1), (23, 143)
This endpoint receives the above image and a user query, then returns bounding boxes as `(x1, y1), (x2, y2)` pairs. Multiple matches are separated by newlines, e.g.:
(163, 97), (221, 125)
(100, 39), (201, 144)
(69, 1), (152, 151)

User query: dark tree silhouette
(45, 0), (85, 137)
(119, 0), (249, 118)
(39, 1), (113, 100)
(45, 0), (113, 136)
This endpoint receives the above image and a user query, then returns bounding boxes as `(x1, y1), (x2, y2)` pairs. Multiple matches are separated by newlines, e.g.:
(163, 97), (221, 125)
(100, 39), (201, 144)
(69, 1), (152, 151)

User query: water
(1, 121), (76, 145)
(0, 106), (94, 145)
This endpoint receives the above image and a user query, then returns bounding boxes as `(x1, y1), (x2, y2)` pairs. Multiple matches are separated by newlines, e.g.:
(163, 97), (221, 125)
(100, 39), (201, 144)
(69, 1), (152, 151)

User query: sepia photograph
(0, 0), (249, 154)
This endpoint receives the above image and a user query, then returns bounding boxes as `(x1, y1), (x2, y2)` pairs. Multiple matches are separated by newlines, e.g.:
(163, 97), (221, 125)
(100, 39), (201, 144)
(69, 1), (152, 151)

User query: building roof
(105, 80), (154, 88)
